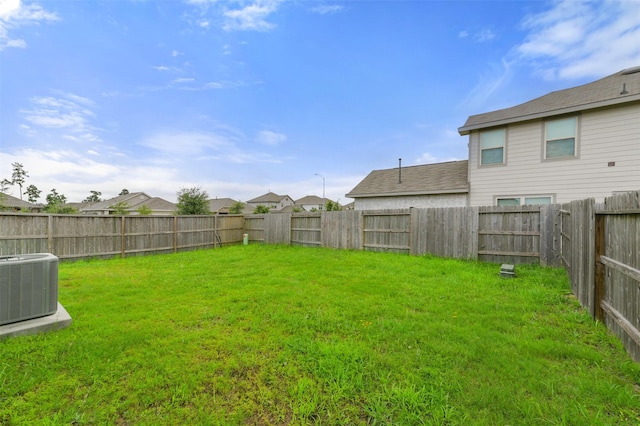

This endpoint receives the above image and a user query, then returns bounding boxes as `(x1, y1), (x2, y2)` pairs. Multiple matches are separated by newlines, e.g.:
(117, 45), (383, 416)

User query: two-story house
(458, 66), (640, 206)
(246, 192), (295, 212)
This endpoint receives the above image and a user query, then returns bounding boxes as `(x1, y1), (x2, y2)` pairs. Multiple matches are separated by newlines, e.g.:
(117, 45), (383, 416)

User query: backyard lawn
(1, 245), (639, 425)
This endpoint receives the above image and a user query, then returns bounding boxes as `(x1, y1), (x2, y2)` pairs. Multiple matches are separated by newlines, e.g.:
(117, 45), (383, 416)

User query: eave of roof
(458, 67), (640, 135)
(346, 187), (469, 198)
(459, 94), (640, 135)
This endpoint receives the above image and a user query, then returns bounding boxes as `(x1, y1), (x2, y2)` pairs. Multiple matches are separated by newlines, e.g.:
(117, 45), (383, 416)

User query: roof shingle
(346, 160), (468, 198)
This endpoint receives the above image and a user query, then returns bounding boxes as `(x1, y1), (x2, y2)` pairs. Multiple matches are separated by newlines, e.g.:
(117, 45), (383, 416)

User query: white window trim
(495, 194), (555, 206)
(542, 115), (580, 161)
(479, 128), (507, 167)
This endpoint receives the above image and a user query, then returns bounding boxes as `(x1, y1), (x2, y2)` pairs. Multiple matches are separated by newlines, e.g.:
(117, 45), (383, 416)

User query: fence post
(121, 216), (126, 258)
(173, 216), (178, 253)
(47, 215), (54, 254)
(594, 213), (605, 321)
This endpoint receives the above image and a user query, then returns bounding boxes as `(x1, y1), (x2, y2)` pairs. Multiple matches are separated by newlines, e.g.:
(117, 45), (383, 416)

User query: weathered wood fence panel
(321, 210), (361, 250)
(124, 216), (174, 257)
(478, 205), (542, 265)
(411, 207), (478, 259)
(362, 210), (411, 254)
(291, 214), (321, 247)
(561, 199), (596, 313)
(217, 215), (245, 246)
(244, 215), (265, 242)
(0, 214), (48, 255)
(0, 213), (244, 260)
(263, 214), (291, 245)
(51, 215), (122, 259)
(596, 191), (640, 362)
(540, 204), (561, 267)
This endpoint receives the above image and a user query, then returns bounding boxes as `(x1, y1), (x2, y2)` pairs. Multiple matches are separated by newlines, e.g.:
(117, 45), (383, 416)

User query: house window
(496, 196), (553, 206)
(497, 198), (520, 206)
(545, 117), (577, 159)
(524, 196), (551, 205)
(480, 129), (505, 165)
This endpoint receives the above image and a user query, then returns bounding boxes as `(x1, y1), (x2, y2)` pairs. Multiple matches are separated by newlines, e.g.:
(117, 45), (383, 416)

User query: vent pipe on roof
(398, 158), (402, 184)
(620, 83), (629, 95)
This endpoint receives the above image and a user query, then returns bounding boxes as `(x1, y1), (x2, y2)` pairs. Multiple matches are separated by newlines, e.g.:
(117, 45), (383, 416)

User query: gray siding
(468, 103), (640, 206)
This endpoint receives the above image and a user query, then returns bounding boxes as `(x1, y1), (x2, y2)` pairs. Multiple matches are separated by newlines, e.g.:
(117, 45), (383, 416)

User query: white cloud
(256, 130), (286, 146)
(415, 152), (462, 165)
(458, 28), (496, 43)
(139, 130), (234, 156)
(460, 59), (513, 109)
(173, 77), (195, 84)
(312, 5), (345, 15)
(0, 0), (59, 50)
(20, 94), (102, 143)
(475, 29), (496, 42)
(517, 0), (640, 80)
(222, 0), (283, 32)
(138, 129), (283, 166)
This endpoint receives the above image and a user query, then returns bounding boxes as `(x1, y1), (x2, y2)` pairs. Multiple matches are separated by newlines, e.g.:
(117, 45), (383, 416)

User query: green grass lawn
(1, 245), (639, 425)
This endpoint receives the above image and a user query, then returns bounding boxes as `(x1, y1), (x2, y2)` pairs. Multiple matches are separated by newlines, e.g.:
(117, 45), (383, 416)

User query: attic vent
(621, 66), (640, 75)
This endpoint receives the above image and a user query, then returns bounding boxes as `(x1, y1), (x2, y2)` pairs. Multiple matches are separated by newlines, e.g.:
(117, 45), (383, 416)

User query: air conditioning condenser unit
(0, 253), (59, 326)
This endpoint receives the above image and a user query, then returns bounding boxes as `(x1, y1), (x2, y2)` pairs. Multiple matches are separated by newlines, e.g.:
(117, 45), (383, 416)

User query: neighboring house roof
(141, 197), (176, 212)
(0, 193), (41, 210)
(459, 66), (640, 135)
(278, 205), (297, 213)
(80, 192), (146, 211)
(247, 192), (289, 204)
(208, 198), (238, 213)
(295, 195), (325, 205)
(79, 192), (175, 213)
(346, 160), (469, 198)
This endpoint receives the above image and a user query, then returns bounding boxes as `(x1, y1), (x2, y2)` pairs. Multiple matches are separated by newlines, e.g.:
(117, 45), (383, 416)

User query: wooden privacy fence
(559, 191), (640, 362)
(1, 206), (559, 264)
(0, 213), (245, 260)
(242, 205), (560, 266)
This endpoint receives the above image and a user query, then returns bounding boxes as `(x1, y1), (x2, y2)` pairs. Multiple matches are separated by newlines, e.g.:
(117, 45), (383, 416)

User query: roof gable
(247, 192), (289, 203)
(346, 160), (469, 198)
(459, 66), (640, 134)
(208, 198), (238, 211)
(295, 195), (325, 204)
(79, 192), (149, 211)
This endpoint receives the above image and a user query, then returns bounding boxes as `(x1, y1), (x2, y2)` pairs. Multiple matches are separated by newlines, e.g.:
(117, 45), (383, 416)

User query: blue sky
(1, 0), (640, 205)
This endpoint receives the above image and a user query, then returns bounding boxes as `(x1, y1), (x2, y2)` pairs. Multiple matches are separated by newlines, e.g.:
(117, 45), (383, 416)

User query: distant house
(79, 192), (176, 215)
(208, 197), (241, 214)
(295, 195), (328, 211)
(0, 193), (42, 213)
(246, 192), (294, 212)
(458, 66), (640, 206)
(346, 161), (469, 210)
